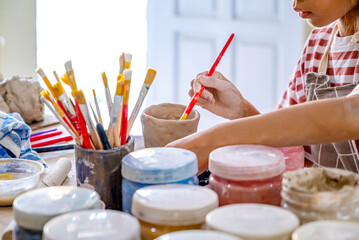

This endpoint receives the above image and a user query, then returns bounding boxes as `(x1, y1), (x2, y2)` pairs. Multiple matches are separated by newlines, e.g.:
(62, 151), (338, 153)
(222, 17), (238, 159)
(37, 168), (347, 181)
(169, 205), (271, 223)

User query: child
(167, 0), (359, 174)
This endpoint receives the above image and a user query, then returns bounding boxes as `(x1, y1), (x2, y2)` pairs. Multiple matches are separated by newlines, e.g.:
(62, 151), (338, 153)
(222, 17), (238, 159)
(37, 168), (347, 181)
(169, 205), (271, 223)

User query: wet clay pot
(141, 103), (200, 148)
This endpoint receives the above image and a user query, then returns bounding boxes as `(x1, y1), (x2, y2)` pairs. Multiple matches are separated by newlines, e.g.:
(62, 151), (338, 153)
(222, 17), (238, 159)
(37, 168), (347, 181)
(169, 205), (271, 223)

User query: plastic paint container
(292, 220), (359, 240)
(208, 145), (285, 206)
(278, 146), (304, 172)
(43, 209), (141, 240)
(13, 186), (101, 240)
(206, 203), (299, 240)
(281, 167), (359, 223)
(155, 230), (242, 240)
(121, 147), (198, 213)
(132, 184), (218, 240)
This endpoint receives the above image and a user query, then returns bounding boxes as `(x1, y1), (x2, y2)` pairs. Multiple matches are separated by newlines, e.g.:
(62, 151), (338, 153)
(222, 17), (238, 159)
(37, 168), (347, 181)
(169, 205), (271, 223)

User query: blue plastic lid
(122, 147), (198, 184)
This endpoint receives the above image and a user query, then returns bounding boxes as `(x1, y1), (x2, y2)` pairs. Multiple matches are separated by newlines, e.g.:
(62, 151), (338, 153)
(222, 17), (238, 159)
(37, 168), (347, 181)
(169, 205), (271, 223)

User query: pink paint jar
(278, 146), (304, 172)
(208, 145), (285, 206)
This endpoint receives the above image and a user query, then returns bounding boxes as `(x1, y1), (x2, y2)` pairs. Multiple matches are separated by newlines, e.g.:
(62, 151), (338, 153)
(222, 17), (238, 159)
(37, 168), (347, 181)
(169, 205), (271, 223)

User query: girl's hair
(342, 1), (359, 34)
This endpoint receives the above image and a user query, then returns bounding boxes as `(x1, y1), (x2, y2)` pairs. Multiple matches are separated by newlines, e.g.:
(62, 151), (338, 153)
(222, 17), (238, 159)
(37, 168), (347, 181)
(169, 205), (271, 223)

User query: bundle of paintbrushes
(37, 53), (157, 150)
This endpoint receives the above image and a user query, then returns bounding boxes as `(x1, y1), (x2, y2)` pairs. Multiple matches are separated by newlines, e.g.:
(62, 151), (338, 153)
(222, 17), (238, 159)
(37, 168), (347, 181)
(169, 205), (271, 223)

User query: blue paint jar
(121, 147), (198, 214)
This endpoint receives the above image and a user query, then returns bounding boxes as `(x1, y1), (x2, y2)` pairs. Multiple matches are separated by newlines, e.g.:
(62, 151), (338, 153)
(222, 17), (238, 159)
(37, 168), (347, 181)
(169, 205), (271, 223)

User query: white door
(147, 0), (305, 130)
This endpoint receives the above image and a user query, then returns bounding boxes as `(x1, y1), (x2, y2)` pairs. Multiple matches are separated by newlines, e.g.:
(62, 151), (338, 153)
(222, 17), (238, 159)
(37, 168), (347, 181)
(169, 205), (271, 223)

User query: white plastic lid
(132, 184), (218, 226)
(206, 204), (299, 240)
(209, 145), (285, 180)
(13, 186), (101, 231)
(292, 220), (359, 240)
(155, 230), (242, 240)
(43, 209), (140, 240)
(122, 147), (198, 183)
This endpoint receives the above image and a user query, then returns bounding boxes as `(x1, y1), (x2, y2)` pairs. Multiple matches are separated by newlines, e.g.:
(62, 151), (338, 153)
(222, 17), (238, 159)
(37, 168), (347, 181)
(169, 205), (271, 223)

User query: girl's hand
(190, 71), (256, 119)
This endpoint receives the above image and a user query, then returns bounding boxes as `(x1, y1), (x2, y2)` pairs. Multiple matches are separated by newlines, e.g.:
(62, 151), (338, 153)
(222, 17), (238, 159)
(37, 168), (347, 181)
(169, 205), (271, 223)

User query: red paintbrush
(180, 33), (235, 120)
(31, 135), (73, 148)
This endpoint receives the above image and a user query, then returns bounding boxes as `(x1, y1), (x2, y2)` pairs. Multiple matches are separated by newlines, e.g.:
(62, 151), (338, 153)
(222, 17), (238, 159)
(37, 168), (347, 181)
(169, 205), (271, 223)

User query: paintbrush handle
(31, 128), (57, 137)
(121, 104), (128, 145)
(127, 86), (149, 136)
(30, 131), (62, 142)
(105, 87), (113, 117)
(31, 135), (73, 148)
(180, 33), (234, 120)
(96, 124), (111, 150)
(75, 101), (93, 149)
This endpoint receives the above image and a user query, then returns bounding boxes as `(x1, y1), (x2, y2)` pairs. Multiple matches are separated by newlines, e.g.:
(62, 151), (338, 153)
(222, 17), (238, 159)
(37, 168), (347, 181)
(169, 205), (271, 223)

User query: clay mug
(141, 103), (200, 147)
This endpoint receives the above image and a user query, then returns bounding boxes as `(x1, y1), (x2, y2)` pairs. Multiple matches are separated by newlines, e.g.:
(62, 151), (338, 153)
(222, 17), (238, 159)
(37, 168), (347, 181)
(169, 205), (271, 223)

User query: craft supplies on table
(292, 220), (359, 240)
(12, 186), (101, 240)
(206, 203), (299, 240)
(0, 159), (44, 206)
(75, 136), (134, 210)
(208, 145), (285, 206)
(43, 209), (141, 240)
(281, 167), (359, 223)
(121, 147), (199, 213)
(141, 103), (200, 148)
(132, 184), (218, 240)
(155, 230), (242, 240)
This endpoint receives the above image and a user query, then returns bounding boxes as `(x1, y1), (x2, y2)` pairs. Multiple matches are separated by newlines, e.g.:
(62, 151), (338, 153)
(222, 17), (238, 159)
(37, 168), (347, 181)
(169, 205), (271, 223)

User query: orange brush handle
(180, 33), (234, 120)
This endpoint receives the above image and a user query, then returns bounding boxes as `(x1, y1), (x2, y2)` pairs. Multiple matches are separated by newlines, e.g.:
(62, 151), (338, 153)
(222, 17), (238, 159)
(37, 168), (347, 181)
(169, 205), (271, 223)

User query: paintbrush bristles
(144, 68), (157, 85)
(36, 68), (46, 78)
(61, 74), (70, 86)
(124, 53), (132, 69)
(119, 53), (125, 74)
(92, 89), (96, 97)
(74, 90), (87, 105)
(64, 61), (73, 72)
(52, 82), (65, 98)
(102, 72), (108, 87)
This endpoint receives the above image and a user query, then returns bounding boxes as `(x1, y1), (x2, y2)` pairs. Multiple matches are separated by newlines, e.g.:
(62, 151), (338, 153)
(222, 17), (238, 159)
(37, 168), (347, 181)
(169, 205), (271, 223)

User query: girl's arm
(167, 95), (359, 173)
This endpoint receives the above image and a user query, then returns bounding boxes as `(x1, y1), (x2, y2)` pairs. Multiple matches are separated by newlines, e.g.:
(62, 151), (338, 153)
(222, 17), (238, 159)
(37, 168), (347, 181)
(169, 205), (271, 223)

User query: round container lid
(292, 220), (359, 240)
(14, 186), (101, 231)
(206, 204), (299, 239)
(155, 230), (242, 240)
(122, 147), (198, 183)
(43, 209), (140, 240)
(132, 184), (218, 226)
(209, 145), (285, 180)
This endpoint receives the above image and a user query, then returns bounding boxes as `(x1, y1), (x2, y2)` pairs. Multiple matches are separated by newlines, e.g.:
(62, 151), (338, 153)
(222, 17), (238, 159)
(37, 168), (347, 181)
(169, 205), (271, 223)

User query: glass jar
(154, 230), (242, 240)
(281, 167), (359, 224)
(292, 220), (359, 240)
(278, 146), (304, 172)
(121, 147), (198, 214)
(206, 203), (299, 240)
(13, 186), (101, 240)
(132, 184), (218, 240)
(208, 145), (285, 206)
(43, 209), (141, 240)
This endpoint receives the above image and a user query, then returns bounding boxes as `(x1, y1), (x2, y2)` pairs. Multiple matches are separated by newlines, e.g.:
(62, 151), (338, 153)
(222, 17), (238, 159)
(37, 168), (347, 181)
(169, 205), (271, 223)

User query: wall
(0, 0), (36, 78)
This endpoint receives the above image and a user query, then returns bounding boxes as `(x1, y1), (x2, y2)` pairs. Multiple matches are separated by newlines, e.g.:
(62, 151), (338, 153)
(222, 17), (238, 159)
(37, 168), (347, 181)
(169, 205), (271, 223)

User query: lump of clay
(0, 76), (43, 124)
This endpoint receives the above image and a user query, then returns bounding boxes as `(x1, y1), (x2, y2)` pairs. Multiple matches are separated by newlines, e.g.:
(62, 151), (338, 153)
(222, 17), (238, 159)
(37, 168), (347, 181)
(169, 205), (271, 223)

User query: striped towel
(0, 110), (46, 166)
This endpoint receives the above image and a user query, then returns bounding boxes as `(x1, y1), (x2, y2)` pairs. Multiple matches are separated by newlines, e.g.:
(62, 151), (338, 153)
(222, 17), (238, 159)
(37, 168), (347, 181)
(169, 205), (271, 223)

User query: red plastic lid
(209, 145), (285, 181)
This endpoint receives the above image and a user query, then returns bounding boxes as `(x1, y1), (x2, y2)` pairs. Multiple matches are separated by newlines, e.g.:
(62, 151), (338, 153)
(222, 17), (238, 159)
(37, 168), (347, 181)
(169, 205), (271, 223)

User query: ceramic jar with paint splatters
(43, 209), (141, 240)
(121, 147), (198, 214)
(208, 145), (285, 206)
(206, 204), (299, 240)
(12, 186), (101, 240)
(132, 184), (218, 240)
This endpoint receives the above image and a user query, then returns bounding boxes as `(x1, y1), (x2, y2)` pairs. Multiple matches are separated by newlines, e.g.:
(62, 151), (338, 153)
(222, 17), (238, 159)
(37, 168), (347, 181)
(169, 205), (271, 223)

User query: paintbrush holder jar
(205, 204), (299, 240)
(208, 145), (285, 206)
(43, 209), (141, 240)
(132, 184), (218, 240)
(12, 186), (101, 240)
(121, 147), (198, 214)
(281, 167), (359, 224)
(75, 136), (134, 210)
(141, 103), (200, 148)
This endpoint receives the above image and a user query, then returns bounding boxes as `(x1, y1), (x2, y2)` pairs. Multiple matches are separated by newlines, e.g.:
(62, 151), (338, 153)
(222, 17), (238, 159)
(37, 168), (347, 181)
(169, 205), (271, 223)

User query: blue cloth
(0, 110), (46, 165)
